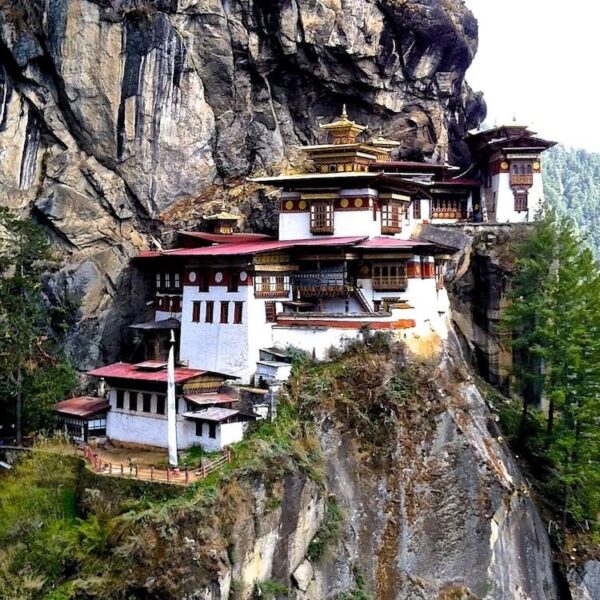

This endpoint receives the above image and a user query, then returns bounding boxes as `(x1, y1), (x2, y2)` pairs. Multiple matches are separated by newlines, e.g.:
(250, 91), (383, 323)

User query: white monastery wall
(492, 173), (544, 224)
(179, 285), (251, 378)
(272, 326), (363, 360)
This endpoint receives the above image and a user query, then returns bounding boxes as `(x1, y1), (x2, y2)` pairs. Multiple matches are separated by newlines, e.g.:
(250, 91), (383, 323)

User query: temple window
(413, 200), (421, 220)
(372, 262), (408, 291)
(205, 301), (214, 323)
(234, 301), (244, 324)
(514, 190), (528, 212)
(129, 393), (138, 412)
(192, 301), (201, 323)
(116, 389), (125, 409)
(310, 200), (334, 234)
(254, 275), (289, 298)
(174, 273), (180, 288)
(265, 302), (276, 323)
(142, 393), (151, 413)
(381, 199), (402, 234)
(220, 301), (229, 323)
(165, 273), (171, 288)
(156, 395), (165, 415)
(329, 164), (337, 173)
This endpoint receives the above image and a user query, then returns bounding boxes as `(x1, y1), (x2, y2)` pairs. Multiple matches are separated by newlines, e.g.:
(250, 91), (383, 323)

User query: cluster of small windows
(310, 200), (334, 234)
(372, 262), (408, 291)
(116, 389), (167, 415)
(511, 162), (533, 175)
(156, 272), (182, 291)
(195, 420), (217, 439)
(191, 301), (243, 324)
(381, 199), (403, 233)
(254, 275), (289, 298)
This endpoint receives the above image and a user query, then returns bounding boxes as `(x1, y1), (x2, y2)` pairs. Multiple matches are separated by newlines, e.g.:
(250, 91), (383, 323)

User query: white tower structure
(466, 125), (556, 223)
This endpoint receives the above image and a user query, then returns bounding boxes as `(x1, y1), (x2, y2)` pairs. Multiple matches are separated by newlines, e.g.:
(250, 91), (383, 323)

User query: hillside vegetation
(543, 145), (600, 253)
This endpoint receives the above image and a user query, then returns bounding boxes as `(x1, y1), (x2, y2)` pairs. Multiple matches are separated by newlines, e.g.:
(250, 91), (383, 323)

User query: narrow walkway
(77, 446), (231, 486)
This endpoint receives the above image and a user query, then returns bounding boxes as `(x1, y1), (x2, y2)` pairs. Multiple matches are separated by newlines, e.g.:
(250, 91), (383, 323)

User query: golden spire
(341, 104), (348, 120)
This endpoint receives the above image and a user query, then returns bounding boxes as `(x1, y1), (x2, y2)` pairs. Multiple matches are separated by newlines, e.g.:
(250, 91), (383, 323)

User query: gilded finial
(341, 104), (348, 119)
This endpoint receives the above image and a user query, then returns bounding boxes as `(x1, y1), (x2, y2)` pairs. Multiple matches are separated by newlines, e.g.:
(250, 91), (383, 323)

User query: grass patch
(307, 497), (343, 561)
(254, 579), (289, 598)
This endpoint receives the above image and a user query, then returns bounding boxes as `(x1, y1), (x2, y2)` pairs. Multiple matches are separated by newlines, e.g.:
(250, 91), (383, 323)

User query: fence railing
(77, 446), (232, 486)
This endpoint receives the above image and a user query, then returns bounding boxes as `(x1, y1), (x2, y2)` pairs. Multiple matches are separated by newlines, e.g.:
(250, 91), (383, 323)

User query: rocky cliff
(0, 0), (485, 368)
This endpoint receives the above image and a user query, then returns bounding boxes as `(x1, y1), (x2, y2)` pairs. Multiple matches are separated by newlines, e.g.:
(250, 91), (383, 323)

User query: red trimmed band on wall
(276, 318), (416, 329)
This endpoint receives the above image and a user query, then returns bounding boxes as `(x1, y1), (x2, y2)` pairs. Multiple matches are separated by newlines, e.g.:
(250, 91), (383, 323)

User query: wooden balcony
(510, 174), (533, 186)
(372, 277), (408, 291)
(254, 290), (289, 299)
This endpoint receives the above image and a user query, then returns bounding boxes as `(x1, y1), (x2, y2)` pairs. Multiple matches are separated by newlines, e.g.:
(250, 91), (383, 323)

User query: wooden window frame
(129, 393), (138, 412)
(220, 301), (229, 324)
(192, 301), (201, 323)
(372, 262), (408, 291)
(233, 301), (243, 324)
(310, 200), (334, 234)
(265, 301), (276, 323)
(208, 422), (217, 439)
(412, 199), (421, 220)
(116, 389), (125, 409)
(381, 199), (402, 234)
(156, 395), (166, 415)
(514, 190), (528, 212)
(205, 301), (214, 323)
(195, 420), (203, 437)
(142, 393), (152, 413)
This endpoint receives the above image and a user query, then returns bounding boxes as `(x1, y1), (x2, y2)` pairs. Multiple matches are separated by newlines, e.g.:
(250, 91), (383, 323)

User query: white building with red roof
(59, 112), (555, 451)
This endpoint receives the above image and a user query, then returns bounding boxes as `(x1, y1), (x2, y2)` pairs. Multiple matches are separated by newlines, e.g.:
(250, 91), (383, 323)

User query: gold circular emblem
(500, 161), (509, 171)
(359, 265), (370, 276)
(533, 161), (541, 171)
(354, 198), (363, 208)
(340, 198), (349, 208)
(285, 200), (294, 210)
(298, 200), (307, 210)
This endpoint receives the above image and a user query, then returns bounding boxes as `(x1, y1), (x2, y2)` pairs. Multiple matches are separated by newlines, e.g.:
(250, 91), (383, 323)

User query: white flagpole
(167, 329), (178, 468)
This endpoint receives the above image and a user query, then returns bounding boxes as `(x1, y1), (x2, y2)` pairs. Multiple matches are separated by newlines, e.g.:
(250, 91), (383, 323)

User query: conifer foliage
(0, 209), (77, 444)
(504, 211), (600, 532)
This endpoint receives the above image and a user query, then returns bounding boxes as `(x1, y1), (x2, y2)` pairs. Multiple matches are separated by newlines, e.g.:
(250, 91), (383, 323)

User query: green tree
(0, 209), (77, 443)
(504, 210), (600, 530)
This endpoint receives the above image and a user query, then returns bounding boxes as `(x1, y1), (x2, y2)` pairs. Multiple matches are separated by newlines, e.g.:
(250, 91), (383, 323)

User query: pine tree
(0, 209), (77, 444)
(504, 210), (600, 531)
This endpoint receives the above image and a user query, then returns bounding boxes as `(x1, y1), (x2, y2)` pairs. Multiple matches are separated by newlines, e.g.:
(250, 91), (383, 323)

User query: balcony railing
(292, 269), (352, 297)
(372, 277), (408, 291)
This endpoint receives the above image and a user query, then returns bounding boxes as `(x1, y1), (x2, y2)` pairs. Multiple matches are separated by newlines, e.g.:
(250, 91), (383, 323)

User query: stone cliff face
(0, 0), (484, 367)
(125, 342), (559, 600)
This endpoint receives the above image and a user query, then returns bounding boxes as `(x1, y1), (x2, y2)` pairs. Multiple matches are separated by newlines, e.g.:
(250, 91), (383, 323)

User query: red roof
(54, 396), (110, 418)
(87, 362), (207, 383)
(180, 232), (272, 244)
(356, 237), (434, 249)
(154, 236), (367, 258)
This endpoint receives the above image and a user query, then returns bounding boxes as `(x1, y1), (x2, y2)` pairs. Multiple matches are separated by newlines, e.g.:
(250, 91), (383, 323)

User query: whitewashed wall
(491, 172), (545, 223)
(179, 285), (251, 377)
